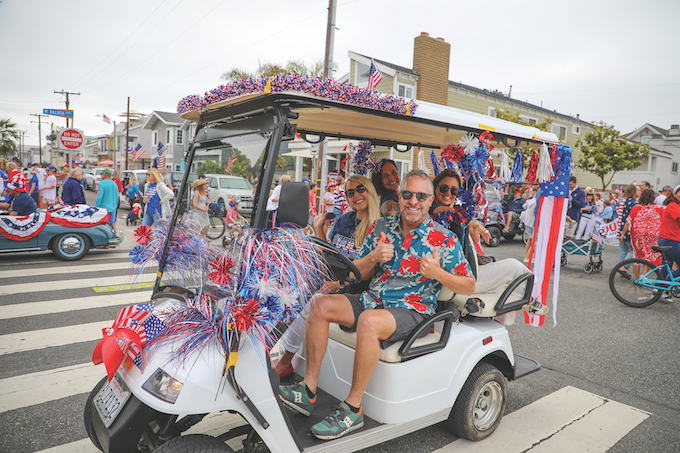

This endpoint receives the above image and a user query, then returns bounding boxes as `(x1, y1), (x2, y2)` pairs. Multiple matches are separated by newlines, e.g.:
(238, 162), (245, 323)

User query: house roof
(143, 111), (183, 129)
(624, 123), (669, 138)
(350, 51), (589, 127)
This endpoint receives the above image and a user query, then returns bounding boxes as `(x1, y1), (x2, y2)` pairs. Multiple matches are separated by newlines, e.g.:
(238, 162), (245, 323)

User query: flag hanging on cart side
(526, 144), (571, 327)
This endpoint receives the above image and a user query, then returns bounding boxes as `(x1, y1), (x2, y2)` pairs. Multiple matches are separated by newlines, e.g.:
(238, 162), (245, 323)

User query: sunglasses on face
(345, 185), (367, 198)
(437, 185), (459, 196)
(401, 190), (430, 202)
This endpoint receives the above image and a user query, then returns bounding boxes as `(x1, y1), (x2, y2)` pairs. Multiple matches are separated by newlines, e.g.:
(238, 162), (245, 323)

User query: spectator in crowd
(161, 167), (172, 187)
(575, 191), (597, 240)
(0, 174), (36, 216)
(659, 185), (680, 281)
(371, 159), (400, 215)
(0, 159), (8, 203)
(655, 185), (672, 206)
(616, 183), (638, 279)
(621, 189), (664, 277)
(266, 174), (291, 216)
(225, 199), (247, 237)
(602, 199), (614, 222)
(30, 161), (47, 209)
(95, 169), (119, 232)
(611, 188), (623, 219)
(503, 186), (524, 233)
(321, 180), (336, 235)
(61, 167), (86, 205)
(127, 176), (141, 203)
(142, 168), (174, 227)
(567, 176), (586, 224)
(189, 179), (210, 235)
(333, 176), (348, 218)
(55, 165), (69, 198)
(640, 181), (651, 191)
(278, 169), (474, 440)
(520, 187), (537, 263)
(307, 182), (317, 215)
(27, 167), (39, 204)
(43, 165), (58, 207)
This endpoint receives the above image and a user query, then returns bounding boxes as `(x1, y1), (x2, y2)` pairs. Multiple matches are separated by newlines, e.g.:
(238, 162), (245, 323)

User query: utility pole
(125, 97), (130, 170)
(316, 0), (337, 210)
(54, 90), (80, 127)
(30, 113), (49, 163)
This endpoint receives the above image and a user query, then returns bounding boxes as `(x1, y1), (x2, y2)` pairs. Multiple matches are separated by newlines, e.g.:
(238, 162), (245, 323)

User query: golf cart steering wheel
(309, 237), (362, 285)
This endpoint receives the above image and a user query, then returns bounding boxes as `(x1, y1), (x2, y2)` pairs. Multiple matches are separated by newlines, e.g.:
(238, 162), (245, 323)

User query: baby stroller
(126, 202), (142, 226)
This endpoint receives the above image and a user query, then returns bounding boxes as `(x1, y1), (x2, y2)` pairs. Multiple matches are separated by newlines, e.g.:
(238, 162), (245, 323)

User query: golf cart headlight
(142, 368), (183, 404)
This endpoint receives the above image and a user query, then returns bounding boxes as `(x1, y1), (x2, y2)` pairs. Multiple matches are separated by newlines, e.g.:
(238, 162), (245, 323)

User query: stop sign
(59, 128), (84, 151)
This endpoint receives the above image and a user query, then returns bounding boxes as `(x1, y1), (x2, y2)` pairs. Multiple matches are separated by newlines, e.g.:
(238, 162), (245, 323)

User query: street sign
(43, 108), (74, 118)
(310, 144), (318, 155)
(58, 128), (84, 151)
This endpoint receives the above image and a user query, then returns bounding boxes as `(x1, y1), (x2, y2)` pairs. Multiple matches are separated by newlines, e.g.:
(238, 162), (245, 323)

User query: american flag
(102, 114), (112, 125)
(131, 143), (147, 162)
(157, 142), (167, 169)
(112, 302), (165, 368)
(367, 60), (383, 91)
(526, 145), (571, 327)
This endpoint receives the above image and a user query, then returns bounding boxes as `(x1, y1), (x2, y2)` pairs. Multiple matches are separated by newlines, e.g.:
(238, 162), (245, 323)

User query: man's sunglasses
(437, 185), (459, 196)
(401, 190), (431, 202)
(345, 185), (367, 198)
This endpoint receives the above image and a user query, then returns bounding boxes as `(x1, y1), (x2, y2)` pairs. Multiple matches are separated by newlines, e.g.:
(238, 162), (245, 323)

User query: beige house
(619, 124), (680, 191)
(340, 32), (598, 187)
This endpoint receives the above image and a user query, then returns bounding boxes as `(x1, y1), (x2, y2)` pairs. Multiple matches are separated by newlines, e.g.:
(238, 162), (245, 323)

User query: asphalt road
(1, 195), (679, 452)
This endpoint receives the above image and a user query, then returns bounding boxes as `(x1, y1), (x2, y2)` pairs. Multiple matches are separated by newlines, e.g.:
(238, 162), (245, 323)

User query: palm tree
(220, 59), (334, 82)
(0, 118), (20, 157)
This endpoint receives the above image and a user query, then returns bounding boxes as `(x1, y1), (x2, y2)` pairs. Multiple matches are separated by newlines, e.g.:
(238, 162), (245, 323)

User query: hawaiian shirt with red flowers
(357, 214), (472, 316)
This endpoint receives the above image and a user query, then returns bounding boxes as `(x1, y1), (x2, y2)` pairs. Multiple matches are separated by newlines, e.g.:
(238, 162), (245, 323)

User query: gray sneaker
(278, 381), (316, 416)
(311, 402), (365, 440)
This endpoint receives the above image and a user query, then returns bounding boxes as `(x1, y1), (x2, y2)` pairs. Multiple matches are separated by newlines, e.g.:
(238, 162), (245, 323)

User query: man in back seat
(279, 170), (476, 440)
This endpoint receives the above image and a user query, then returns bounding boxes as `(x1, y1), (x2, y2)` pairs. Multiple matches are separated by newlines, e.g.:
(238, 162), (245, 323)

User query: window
(393, 158), (411, 181)
(176, 129), (183, 145)
(641, 136), (651, 145)
(572, 125), (580, 135)
(520, 116), (537, 125)
(209, 177), (218, 189)
(397, 84), (413, 99)
(152, 131), (158, 146)
(551, 124), (567, 141)
(488, 107), (497, 118)
(167, 129), (171, 143)
(673, 162), (678, 174)
(357, 62), (370, 83)
(220, 177), (252, 190)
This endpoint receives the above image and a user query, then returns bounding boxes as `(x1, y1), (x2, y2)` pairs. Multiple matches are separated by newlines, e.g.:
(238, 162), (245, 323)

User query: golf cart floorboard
(280, 372), (382, 450)
(514, 354), (541, 380)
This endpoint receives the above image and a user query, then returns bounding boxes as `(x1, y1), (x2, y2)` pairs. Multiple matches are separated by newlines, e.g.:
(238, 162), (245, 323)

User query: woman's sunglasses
(437, 185), (459, 196)
(345, 185), (367, 198)
(401, 190), (430, 202)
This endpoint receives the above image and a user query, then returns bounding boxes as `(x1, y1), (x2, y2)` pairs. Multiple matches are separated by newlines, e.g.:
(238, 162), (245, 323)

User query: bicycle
(205, 203), (226, 240)
(608, 244), (680, 307)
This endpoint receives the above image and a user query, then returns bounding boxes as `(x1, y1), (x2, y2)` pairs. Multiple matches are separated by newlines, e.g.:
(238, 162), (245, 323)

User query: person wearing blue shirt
(0, 177), (36, 215)
(279, 169), (475, 441)
(567, 176), (586, 224)
(61, 168), (86, 205)
(95, 169), (119, 232)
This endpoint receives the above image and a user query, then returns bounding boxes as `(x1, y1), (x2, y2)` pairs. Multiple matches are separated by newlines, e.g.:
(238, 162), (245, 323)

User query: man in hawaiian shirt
(279, 169), (475, 440)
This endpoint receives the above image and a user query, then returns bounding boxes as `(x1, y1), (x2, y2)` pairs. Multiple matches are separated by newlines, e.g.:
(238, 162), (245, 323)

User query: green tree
(0, 117), (20, 157)
(196, 159), (227, 175)
(576, 121), (650, 190)
(221, 68), (254, 82)
(221, 59), (333, 82)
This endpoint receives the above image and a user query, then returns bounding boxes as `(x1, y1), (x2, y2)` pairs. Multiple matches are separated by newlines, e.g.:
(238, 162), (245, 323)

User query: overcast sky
(1, 0), (678, 148)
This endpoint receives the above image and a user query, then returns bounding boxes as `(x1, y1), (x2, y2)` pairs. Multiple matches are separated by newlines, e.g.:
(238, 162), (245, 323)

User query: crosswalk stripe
(0, 292), (152, 320)
(0, 273), (155, 296)
(434, 386), (650, 453)
(0, 362), (105, 413)
(0, 320), (111, 355)
(0, 261), (140, 279)
(0, 251), (132, 266)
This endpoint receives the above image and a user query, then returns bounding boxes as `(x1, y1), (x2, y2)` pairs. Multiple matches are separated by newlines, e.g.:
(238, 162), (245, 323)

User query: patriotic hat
(7, 174), (27, 192)
(229, 199), (239, 207)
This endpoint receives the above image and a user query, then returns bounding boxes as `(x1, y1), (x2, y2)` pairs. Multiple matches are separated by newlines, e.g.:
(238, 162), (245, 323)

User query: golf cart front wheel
(487, 227), (502, 247)
(446, 362), (507, 441)
(154, 434), (234, 453)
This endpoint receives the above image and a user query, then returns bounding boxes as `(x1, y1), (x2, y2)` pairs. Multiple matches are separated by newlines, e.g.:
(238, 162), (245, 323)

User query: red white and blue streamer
(0, 212), (51, 241)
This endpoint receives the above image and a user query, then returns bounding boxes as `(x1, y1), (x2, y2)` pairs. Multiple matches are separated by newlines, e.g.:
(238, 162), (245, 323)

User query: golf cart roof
(179, 90), (559, 150)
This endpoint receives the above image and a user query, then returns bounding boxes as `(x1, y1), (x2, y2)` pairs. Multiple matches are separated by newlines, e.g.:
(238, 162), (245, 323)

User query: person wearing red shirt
(658, 185), (680, 280)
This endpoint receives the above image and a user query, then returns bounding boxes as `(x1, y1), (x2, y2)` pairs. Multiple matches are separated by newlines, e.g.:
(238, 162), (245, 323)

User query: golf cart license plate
(94, 374), (131, 428)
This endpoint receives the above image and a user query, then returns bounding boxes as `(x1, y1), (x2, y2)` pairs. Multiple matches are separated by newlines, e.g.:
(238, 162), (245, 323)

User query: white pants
(475, 258), (531, 297)
(574, 214), (595, 240)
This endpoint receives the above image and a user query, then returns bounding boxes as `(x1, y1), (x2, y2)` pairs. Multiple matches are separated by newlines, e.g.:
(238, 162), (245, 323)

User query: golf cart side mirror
(277, 182), (309, 228)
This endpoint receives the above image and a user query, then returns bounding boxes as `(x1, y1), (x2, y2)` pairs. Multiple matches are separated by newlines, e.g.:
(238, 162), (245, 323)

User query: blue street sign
(43, 108), (74, 118)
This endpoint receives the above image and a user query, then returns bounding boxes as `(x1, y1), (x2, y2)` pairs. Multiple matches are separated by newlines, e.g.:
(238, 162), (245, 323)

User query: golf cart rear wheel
(447, 362), (507, 441)
(487, 227), (502, 247)
(84, 376), (107, 452)
(154, 434), (234, 452)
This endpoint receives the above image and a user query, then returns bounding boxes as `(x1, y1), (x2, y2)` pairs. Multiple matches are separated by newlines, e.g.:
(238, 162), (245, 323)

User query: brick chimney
(413, 32), (450, 105)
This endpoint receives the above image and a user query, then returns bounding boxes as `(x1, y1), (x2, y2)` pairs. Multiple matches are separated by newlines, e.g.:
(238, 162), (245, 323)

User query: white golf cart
(85, 81), (559, 453)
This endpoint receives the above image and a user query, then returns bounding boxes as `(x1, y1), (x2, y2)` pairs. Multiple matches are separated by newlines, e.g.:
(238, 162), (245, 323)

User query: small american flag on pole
(157, 142), (167, 169)
(131, 143), (147, 162)
(367, 60), (383, 91)
(102, 114), (112, 125)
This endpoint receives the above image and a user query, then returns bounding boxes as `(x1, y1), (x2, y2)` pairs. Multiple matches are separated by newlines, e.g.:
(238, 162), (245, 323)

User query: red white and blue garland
(177, 74), (418, 117)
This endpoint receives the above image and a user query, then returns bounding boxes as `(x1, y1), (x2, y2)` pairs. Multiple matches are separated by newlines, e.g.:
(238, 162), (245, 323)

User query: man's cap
(11, 156), (21, 163)
(101, 169), (112, 176)
(47, 165), (56, 171)
(301, 177), (311, 183)
(28, 160), (38, 166)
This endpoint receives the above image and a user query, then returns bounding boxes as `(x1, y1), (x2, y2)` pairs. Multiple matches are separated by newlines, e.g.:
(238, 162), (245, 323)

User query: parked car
(170, 171), (199, 193)
(204, 173), (254, 216)
(0, 215), (121, 260)
(82, 169), (96, 190)
(88, 167), (113, 192)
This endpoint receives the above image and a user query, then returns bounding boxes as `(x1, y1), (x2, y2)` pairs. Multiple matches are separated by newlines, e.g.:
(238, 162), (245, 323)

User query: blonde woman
(190, 179), (210, 234)
(277, 175), (381, 377)
(142, 168), (174, 226)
